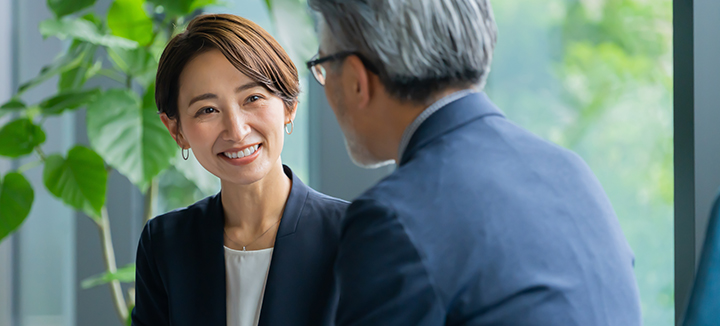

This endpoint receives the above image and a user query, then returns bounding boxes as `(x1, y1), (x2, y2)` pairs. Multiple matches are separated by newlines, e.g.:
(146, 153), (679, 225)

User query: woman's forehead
(178, 50), (262, 98)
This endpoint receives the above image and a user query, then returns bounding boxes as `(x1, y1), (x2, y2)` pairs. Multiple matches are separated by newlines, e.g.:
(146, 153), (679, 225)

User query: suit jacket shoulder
(335, 93), (642, 326)
(133, 166), (348, 326)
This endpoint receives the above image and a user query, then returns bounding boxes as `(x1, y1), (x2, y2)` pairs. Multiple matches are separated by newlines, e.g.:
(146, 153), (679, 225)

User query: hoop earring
(285, 120), (294, 135)
(182, 148), (189, 161)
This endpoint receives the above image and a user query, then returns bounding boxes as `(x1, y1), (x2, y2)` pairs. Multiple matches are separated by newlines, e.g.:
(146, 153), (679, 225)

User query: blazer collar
(209, 164), (311, 237)
(399, 92), (505, 166)
(277, 165), (310, 238)
(203, 165), (312, 325)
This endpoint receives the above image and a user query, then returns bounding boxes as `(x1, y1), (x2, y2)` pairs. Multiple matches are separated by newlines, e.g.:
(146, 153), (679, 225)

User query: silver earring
(285, 120), (294, 135)
(182, 148), (189, 160)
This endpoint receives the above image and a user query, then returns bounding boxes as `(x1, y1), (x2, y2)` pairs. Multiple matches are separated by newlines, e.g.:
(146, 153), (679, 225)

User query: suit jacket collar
(210, 165), (309, 236)
(203, 165), (313, 324)
(399, 92), (505, 166)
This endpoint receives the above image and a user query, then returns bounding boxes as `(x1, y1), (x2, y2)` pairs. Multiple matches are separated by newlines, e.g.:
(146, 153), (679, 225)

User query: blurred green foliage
(486, 0), (673, 324)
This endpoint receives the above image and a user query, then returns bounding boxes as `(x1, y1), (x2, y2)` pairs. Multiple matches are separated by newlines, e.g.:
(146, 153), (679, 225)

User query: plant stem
(126, 74), (132, 90)
(34, 147), (47, 161)
(144, 178), (159, 224)
(98, 207), (129, 323)
(17, 160), (42, 173)
(97, 69), (126, 84)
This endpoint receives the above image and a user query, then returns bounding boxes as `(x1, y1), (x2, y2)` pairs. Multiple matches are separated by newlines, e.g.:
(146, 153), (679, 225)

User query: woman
(132, 14), (347, 326)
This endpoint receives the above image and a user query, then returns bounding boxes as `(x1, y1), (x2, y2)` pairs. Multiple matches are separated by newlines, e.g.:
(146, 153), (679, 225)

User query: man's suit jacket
(335, 92), (642, 325)
(132, 166), (348, 326)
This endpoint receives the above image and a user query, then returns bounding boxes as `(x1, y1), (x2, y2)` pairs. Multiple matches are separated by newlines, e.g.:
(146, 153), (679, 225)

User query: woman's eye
(247, 95), (262, 103)
(199, 107), (216, 115)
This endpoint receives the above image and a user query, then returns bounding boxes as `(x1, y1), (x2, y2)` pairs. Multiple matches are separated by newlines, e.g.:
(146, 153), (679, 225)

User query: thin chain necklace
(224, 218), (281, 251)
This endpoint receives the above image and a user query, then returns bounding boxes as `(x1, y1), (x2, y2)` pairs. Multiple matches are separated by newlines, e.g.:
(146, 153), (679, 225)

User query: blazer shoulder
(306, 189), (350, 218)
(144, 194), (217, 236)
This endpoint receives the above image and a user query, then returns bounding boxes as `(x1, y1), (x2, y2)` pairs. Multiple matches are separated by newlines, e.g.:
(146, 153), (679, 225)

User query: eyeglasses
(306, 51), (379, 86)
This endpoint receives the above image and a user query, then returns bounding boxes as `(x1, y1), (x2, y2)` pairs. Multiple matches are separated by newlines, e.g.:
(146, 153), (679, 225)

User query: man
(305, 0), (642, 325)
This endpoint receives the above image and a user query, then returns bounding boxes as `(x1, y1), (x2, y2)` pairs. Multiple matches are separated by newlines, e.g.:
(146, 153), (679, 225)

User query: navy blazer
(334, 93), (642, 325)
(132, 166), (348, 326)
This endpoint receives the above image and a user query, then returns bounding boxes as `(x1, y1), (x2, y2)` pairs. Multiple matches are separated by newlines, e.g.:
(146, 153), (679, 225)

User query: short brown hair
(155, 14), (299, 120)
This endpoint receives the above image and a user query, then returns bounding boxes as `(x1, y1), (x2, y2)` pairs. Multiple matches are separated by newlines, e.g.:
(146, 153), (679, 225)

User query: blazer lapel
(257, 166), (310, 326)
(400, 92), (505, 166)
(193, 193), (227, 325)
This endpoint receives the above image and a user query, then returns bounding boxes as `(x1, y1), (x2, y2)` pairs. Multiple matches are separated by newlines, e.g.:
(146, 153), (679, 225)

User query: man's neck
(386, 87), (476, 162)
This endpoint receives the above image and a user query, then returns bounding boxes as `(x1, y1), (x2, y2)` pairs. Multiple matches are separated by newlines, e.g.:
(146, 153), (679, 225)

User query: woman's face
(164, 48), (296, 185)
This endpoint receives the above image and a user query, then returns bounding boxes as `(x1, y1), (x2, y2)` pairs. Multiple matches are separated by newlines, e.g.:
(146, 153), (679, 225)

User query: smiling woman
(134, 14), (349, 326)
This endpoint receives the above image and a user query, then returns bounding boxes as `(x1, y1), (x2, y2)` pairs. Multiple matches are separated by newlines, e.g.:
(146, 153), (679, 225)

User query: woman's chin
(216, 161), (273, 187)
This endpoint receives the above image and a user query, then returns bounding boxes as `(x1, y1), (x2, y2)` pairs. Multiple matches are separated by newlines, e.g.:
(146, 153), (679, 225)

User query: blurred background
(0, 0), (713, 325)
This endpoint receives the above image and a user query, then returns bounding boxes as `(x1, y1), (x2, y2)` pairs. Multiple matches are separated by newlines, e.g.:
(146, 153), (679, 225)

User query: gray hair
(309, 0), (498, 103)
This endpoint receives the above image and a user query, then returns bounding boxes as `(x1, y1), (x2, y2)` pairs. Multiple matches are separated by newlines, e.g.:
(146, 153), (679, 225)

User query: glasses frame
(306, 51), (379, 86)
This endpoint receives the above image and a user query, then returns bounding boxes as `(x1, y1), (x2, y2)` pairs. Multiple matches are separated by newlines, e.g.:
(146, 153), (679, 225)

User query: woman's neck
(220, 161), (292, 235)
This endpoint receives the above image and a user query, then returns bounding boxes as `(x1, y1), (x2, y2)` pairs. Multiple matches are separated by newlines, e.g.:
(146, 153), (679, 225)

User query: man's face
(318, 30), (394, 168)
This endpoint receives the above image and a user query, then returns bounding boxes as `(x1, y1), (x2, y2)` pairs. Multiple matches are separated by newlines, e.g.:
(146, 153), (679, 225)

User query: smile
(222, 144), (259, 159)
(218, 144), (262, 166)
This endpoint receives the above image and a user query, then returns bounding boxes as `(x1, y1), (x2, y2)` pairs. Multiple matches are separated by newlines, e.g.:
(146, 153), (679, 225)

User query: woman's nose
(222, 110), (251, 142)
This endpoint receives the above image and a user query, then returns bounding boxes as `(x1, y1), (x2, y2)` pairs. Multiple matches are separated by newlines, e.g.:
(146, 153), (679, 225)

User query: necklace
(224, 218), (281, 251)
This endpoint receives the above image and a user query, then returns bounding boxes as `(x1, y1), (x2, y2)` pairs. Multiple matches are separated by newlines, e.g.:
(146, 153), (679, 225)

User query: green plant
(0, 0), (317, 324)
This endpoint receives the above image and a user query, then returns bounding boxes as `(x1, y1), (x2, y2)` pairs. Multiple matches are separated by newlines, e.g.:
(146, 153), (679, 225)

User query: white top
(224, 246), (274, 326)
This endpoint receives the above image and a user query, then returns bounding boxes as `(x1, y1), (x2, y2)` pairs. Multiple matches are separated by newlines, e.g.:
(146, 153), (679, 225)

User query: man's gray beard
(332, 82), (394, 169)
(343, 135), (395, 169)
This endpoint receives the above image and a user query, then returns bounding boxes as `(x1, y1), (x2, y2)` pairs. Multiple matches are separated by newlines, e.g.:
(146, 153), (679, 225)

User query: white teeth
(223, 145), (260, 159)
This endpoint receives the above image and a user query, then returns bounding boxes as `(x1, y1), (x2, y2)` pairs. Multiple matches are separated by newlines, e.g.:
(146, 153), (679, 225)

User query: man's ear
(160, 113), (188, 148)
(343, 55), (372, 109)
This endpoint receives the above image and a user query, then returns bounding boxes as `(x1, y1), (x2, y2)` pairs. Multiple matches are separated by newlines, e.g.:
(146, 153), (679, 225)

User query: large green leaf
(39, 88), (101, 116)
(81, 263), (136, 289)
(148, 0), (218, 17)
(0, 119), (46, 158)
(107, 46), (157, 88)
(0, 98), (26, 119)
(43, 146), (107, 218)
(39, 17), (138, 49)
(47, 0), (96, 17)
(86, 87), (176, 192)
(107, 0), (154, 46)
(172, 150), (220, 195)
(17, 42), (91, 94)
(0, 98), (26, 110)
(58, 41), (99, 91)
(267, 0), (317, 76)
(0, 172), (34, 241)
(59, 60), (101, 92)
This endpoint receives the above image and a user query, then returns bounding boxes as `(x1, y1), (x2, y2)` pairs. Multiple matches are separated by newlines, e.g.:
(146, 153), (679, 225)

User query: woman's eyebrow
(187, 82), (264, 107)
(235, 81), (263, 93)
(188, 93), (217, 106)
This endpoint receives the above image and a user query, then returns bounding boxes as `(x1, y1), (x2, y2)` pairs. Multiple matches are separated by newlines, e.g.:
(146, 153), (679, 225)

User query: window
(485, 0), (674, 324)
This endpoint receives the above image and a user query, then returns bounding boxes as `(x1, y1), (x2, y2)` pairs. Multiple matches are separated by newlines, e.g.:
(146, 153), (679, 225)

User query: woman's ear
(285, 102), (298, 124)
(160, 113), (188, 148)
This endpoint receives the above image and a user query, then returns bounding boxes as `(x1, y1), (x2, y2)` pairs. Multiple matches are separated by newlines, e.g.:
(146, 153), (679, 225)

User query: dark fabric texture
(132, 166), (348, 326)
(334, 92), (642, 326)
